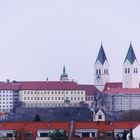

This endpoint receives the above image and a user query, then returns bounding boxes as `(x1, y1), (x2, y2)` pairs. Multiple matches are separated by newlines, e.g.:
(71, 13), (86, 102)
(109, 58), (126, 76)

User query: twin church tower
(94, 42), (139, 91)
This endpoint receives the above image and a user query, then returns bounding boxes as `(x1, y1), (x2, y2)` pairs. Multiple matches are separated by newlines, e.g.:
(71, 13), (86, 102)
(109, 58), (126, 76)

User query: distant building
(19, 81), (99, 108)
(19, 81), (86, 107)
(104, 87), (140, 111)
(93, 108), (106, 121)
(0, 82), (20, 113)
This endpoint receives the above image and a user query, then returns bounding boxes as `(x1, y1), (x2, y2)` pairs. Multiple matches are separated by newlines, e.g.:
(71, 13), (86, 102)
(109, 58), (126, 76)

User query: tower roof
(95, 43), (108, 65)
(124, 43), (137, 64)
(60, 66), (68, 81)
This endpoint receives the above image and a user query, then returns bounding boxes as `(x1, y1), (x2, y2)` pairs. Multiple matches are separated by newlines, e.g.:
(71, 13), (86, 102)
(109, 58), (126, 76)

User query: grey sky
(0, 0), (140, 84)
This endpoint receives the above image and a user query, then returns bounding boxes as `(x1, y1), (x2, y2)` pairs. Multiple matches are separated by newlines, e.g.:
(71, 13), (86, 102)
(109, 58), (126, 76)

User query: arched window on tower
(128, 68), (130, 73)
(125, 68), (127, 73)
(136, 68), (138, 73)
(99, 69), (101, 74)
(96, 69), (98, 74)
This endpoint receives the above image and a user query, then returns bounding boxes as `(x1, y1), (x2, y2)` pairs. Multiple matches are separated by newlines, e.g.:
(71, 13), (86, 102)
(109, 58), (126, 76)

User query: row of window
(0, 98), (12, 100)
(0, 102), (12, 104)
(23, 90), (84, 95)
(26, 103), (79, 107)
(86, 96), (94, 100)
(24, 97), (84, 101)
(125, 68), (138, 73)
(0, 105), (12, 108)
(96, 69), (109, 74)
(0, 95), (12, 97)
(0, 91), (13, 93)
(0, 109), (12, 112)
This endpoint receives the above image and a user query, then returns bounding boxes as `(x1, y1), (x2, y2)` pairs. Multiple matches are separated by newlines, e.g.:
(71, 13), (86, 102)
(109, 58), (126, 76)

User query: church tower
(123, 43), (139, 88)
(60, 66), (69, 81)
(94, 43), (110, 91)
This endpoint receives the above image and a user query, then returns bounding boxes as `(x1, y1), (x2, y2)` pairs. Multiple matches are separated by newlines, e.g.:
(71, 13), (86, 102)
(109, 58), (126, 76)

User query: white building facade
(19, 81), (87, 107)
(122, 43), (139, 88)
(0, 82), (20, 113)
(104, 89), (140, 111)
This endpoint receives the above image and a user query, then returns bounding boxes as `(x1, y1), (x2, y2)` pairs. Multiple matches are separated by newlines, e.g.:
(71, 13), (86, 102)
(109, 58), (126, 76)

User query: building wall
(0, 90), (13, 112)
(123, 60), (139, 88)
(94, 109), (105, 121)
(19, 90), (86, 107)
(106, 93), (140, 111)
(94, 60), (110, 91)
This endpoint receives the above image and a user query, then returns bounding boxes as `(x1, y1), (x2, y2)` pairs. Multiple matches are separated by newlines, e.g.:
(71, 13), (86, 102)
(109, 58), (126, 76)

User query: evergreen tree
(33, 114), (41, 122)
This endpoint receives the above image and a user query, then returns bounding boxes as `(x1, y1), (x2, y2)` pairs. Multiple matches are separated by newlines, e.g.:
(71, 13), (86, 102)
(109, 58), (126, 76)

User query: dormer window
(98, 115), (102, 119)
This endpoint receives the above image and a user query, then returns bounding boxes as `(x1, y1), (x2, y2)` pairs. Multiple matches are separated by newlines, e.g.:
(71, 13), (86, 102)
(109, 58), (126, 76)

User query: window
(98, 115), (102, 119)
(24, 132), (32, 139)
(7, 133), (13, 138)
(134, 68), (138, 73)
(104, 69), (108, 74)
(99, 69), (101, 74)
(136, 68), (138, 73)
(40, 133), (49, 137)
(128, 68), (130, 73)
(105, 132), (112, 138)
(82, 132), (90, 137)
(125, 68), (127, 73)
(96, 69), (98, 74)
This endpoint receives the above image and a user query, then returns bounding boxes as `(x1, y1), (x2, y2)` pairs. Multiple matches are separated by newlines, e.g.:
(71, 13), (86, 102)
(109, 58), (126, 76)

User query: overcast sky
(0, 0), (140, 84)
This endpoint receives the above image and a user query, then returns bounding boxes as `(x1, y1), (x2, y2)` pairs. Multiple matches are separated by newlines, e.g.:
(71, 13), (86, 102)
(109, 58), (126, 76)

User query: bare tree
(91, 92), (109, 109)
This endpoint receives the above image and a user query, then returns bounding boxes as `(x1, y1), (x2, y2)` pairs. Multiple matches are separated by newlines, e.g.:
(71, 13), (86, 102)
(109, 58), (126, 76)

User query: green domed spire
(60, 66), (69, 81)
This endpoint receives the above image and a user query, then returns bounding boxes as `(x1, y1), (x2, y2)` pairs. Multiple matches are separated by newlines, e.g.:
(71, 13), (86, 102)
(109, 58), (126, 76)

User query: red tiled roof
(0, 82), (21, 90)
(0, 121), (139, 138)
(0, 81), (100, 96)
(104, 88), (140, 94)
(103, 82), (122, 91)
(74, 121), (139, 131)
(79, 85), (100, 96)
(0, 81), (82, 90)
(20, 81), (82, 90)
(0, 122), (70, 137)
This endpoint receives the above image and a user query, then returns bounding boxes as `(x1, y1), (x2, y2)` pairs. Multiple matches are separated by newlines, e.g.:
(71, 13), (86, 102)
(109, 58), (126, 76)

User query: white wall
(94, 60), (110, 91)
(123, 60), (139, 88)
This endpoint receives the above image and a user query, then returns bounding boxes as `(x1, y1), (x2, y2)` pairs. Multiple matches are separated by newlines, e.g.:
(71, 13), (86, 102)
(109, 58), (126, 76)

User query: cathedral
(94, 42), (139, 91)
(95, 43), (140, 111)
